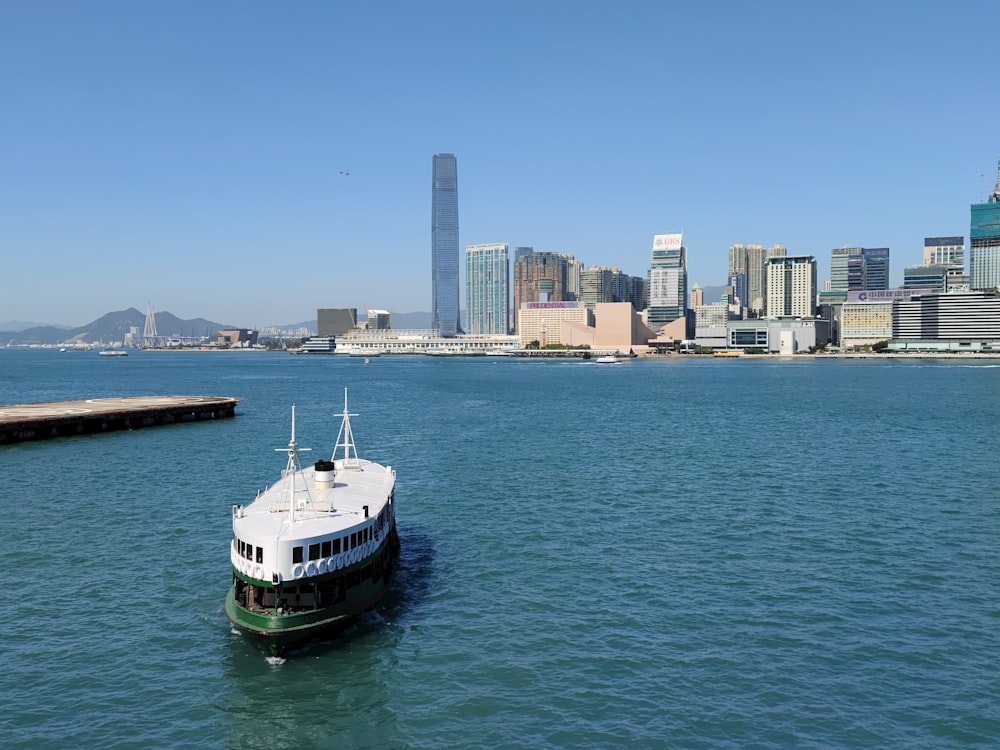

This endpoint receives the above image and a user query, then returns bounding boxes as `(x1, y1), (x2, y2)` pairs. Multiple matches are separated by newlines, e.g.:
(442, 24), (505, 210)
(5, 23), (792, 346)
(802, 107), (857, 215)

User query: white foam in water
(266, 655), (286, 667)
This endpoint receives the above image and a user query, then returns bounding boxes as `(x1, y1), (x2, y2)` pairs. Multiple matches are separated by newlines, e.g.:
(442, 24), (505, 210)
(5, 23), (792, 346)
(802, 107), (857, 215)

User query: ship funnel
(314, 460), (336, 489)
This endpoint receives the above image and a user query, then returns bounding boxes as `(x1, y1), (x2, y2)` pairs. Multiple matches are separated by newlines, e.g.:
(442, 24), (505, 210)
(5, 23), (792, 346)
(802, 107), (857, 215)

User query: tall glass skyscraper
(432, 153), (461, 337)
(830, 247), (890, 291)
(971, 162), (1000, 291)
(648, 233), (687, 327)
(465, 243), (509, 335)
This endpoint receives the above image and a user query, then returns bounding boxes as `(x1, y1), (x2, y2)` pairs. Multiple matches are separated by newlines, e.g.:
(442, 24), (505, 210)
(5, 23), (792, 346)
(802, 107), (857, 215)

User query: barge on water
(224, 390), (399, 655)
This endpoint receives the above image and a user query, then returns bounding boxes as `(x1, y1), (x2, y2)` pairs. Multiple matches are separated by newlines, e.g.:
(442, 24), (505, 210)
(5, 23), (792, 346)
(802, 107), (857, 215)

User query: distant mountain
(0, 308), (236, 346)
(0, 320), (71, 332)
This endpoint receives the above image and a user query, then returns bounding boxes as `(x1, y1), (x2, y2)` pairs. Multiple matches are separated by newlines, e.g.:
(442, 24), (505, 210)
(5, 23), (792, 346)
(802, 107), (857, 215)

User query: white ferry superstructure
(224, 390), (399, 655)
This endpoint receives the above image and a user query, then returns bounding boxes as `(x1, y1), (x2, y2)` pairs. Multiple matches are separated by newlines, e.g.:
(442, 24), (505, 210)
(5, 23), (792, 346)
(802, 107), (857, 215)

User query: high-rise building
(648, 233), (687, 328)
(924, 236), (965, 269)
(863, 248), (890, 290)
(563, 254), (583, 300)
(830, 247), (855, 291)
(830, 246), (890, 292)
(432, 153), (461, 337)
(767, 256), (817, 318)
(970, 162), (1000, 291)
(689, 283), (704, 309)
(579, 266), (615, 309)
(728, 243), (784, 317)
(903, 264), (950, 293)
(513, 252), (570, 329)
(465, 243), (509, 335)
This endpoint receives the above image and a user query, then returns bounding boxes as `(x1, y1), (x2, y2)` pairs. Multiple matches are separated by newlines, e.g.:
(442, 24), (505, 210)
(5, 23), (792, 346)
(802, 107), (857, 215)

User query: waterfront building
(970, 163), (1000, 291)
(517, 301), (591, 348)
(217, 329), (259, 347)
(513, 251), (575, 330)
(648, 233), (687, 329)
(465, 243), (510, 335)
(891, 291), (1000, 351)
(335, 328), (518, 355)
(367, 310), (391, 330)
(432, 153), (461, 337)
(840, 298), (893, 349)
(530, 301), (656, 355)
(727, 318), (828, 354)
(766, 256), (817, 318)
(694, 300), (730, 349)
(593, 302), (656, 353)
(318, 308), (358, 336)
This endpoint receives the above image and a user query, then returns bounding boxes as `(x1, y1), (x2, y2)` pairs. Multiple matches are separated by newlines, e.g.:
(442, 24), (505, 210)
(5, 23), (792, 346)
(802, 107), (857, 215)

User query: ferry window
(322, 540), (332, 557)
(292, 546), (303, 564)
(245, 545), (253, 560)
(309, 543), (320, 561)
(239, 540), (245, 556)
(350, 532), (357, 548)
(256, 547), (263, 564)
(333, 538), (341, 554)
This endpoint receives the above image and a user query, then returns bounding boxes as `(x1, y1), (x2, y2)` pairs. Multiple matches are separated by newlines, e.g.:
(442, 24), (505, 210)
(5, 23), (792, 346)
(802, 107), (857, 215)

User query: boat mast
(277, 404), (311, 524)
(333, 388), (360, 469)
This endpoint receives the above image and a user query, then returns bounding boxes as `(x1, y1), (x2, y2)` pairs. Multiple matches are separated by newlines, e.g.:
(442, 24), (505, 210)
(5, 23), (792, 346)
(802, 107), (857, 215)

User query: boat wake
(265, 655), (286, 667)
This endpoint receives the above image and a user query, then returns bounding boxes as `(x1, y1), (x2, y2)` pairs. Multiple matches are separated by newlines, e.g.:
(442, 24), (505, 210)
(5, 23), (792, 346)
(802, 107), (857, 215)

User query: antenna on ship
(277, 405), (311, 523)
(333, 388), (361, 470)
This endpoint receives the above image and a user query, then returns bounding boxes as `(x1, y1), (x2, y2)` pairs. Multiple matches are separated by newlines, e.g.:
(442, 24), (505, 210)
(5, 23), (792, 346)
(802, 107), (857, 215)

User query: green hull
(225, 530), (399, 656)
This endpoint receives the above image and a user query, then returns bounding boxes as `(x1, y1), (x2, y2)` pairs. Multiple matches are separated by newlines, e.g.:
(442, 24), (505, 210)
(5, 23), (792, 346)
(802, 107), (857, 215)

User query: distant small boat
(595, 355), (620, 364)
(99, 349), (128, 357)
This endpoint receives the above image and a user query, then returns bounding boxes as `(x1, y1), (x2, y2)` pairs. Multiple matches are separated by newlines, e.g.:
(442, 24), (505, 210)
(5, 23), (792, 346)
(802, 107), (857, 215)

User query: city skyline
(3, 3), (999, 327)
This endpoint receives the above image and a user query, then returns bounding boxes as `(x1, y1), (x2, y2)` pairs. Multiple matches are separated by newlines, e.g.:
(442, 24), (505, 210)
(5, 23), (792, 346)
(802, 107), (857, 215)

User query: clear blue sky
(2, 1), (998, 328)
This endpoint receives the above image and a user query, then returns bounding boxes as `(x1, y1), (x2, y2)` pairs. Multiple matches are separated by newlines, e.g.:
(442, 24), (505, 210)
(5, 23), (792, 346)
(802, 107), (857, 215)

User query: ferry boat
(224, 390), (399, 655)
(595, 355), (620, 364)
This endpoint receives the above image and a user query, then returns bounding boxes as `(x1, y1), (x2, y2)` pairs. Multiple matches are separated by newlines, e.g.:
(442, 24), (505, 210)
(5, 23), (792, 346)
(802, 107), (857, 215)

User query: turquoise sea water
(0, 350), (997, 749)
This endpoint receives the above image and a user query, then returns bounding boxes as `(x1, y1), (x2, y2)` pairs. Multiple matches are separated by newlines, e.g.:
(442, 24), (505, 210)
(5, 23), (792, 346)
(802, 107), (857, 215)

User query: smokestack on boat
(314, 460), (336, 489)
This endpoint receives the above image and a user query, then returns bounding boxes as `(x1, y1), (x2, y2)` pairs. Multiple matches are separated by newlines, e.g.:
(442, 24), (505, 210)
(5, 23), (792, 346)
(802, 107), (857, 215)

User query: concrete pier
(0, 396), (241, 445)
